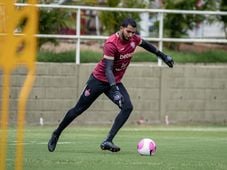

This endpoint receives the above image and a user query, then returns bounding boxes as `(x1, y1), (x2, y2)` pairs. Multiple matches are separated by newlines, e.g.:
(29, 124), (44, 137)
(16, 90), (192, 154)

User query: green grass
(4, 126), (227, 170)
(37, 49), (227, 63)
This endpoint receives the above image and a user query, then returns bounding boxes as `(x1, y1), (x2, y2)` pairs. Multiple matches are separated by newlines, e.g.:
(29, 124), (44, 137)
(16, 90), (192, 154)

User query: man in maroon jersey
(48, 18), (174, 153)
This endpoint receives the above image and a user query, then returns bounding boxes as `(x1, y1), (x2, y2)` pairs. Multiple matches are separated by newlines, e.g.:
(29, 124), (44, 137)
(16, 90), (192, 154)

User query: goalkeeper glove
(156, 51), (174, 68)
(110, 85), (124, 108)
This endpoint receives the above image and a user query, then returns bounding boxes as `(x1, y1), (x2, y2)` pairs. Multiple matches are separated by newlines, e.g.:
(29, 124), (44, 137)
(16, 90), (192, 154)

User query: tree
(99, 0), (149, 35)
(38, 9), (69, 47)
(162, 0), (217, 49)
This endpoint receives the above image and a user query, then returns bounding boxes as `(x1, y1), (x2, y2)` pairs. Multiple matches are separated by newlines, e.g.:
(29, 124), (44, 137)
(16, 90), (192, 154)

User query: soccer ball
(137, 138), (157, 156)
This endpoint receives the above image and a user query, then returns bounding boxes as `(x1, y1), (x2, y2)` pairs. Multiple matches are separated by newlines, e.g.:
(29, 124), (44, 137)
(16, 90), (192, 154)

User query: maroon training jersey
(92, 32), (141, 83)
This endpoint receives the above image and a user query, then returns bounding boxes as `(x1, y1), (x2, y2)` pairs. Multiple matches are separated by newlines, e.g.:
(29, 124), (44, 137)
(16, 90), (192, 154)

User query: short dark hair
(121, 18), (137, 28)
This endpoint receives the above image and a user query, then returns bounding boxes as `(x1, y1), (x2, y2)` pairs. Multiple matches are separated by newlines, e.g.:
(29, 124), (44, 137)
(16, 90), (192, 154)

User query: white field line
(8, 141), (72, 146)
(123, 127), (227, 132)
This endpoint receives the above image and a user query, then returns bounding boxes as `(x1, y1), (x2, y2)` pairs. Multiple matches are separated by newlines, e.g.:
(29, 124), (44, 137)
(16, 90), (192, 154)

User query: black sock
(105, 134), (114, 142)
(106, 108), (132, 142)
(53, 108), (80, 137)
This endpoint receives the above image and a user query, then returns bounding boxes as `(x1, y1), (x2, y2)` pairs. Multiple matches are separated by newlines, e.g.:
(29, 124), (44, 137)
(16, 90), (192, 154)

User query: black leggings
(55, 74), (133, 142)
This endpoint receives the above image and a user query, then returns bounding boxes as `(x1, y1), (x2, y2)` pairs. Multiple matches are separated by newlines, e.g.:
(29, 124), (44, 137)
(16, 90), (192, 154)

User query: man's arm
(104, 58), (123, 108)
(104, 58), (116, 86)
(139, 39), (174, 68)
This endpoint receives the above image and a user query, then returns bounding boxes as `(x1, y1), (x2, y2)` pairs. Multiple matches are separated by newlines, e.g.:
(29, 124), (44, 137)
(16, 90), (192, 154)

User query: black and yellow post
(0, 1), (38, 170)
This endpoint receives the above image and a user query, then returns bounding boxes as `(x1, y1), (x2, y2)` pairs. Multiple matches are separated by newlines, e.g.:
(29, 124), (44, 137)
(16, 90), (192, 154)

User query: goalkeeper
(48, 18), (174, 152)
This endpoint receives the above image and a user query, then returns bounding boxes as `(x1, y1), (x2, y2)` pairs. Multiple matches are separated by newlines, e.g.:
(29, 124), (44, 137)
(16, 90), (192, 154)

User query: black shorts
(75, 74), (132, 110)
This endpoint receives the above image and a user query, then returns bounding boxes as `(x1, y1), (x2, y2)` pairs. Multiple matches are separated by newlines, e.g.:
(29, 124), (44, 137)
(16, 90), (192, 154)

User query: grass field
(5, 126), (227, 170)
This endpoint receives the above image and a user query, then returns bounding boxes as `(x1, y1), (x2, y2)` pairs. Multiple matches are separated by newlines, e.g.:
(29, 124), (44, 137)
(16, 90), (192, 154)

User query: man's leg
(48, 75), (106, 152)
(101, 83), (133, 152)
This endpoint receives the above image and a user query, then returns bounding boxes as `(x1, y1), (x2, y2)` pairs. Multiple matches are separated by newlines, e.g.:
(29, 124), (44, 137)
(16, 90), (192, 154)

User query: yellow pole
(0, 1), (38, 170)
(0, 70), (10, 170)
(15, 68), (36, 170)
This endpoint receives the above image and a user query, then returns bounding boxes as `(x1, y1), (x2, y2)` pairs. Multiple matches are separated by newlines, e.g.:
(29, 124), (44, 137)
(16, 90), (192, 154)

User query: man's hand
(157, 51), (174, 68)
(110, 85), (124, 108)
(163, 55), (174, 68)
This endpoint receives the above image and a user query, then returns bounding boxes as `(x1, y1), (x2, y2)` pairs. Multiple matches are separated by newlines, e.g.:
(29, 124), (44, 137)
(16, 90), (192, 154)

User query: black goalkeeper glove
(156, 51), (174, 68)
(110, 85), (124, 108)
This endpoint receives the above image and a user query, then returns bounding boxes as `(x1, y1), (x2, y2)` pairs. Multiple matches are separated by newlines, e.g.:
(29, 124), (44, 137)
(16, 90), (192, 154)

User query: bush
(37, 49), (227, 63)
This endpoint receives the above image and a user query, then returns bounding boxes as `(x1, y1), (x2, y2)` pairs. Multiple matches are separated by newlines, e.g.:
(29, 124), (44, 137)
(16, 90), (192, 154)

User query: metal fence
(15, 3), (227, 65)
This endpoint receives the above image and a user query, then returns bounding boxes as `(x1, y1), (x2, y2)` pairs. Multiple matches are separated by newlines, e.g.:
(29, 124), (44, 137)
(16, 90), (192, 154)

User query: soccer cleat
(100, 141), (120, 152)
(48, 132), (59, 152)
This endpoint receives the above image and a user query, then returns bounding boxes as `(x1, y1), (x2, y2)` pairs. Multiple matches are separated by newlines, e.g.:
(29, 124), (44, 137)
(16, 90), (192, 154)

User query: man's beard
(122, 32), (129, 41)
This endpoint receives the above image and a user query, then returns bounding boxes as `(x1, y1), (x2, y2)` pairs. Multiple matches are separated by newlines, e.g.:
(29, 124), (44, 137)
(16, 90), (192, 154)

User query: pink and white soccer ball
(137, 138), (157, 156)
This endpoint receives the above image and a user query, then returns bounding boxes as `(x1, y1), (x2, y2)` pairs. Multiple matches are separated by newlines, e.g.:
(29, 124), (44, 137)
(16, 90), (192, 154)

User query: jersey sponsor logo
(119, 52), (133, 59)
